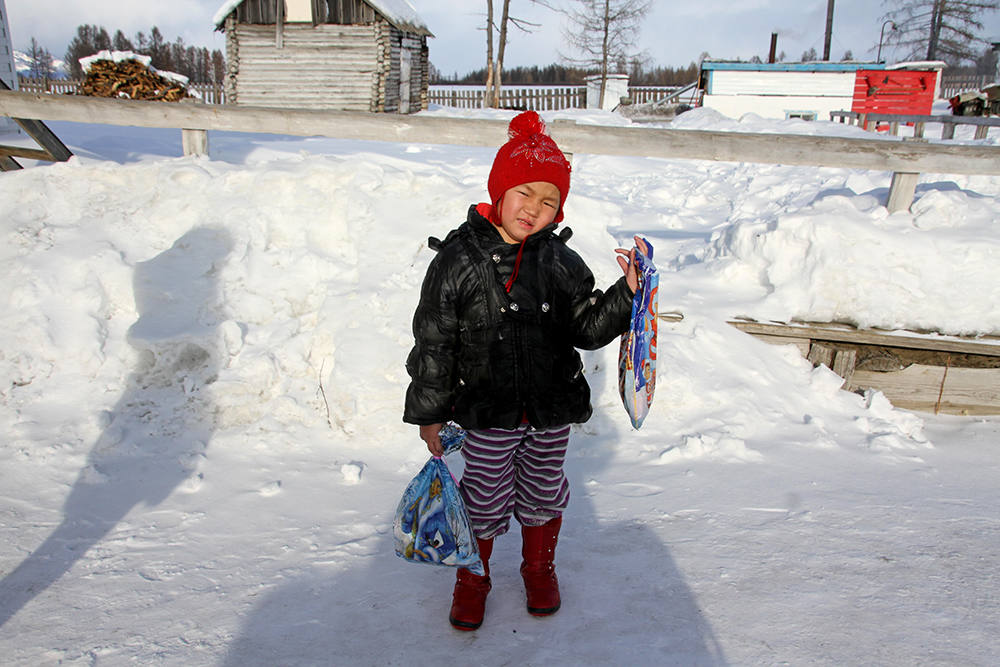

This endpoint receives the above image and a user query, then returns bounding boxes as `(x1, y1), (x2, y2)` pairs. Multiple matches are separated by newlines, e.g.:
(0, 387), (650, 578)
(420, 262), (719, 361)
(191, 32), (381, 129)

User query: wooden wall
(235, 0), (380, 26)
(230, 23), (379, 110)
(234, 0), (282, 24)
(315, 0), (377, 24)
(225, 20), (427, 112)
(374, 25), (428, 113)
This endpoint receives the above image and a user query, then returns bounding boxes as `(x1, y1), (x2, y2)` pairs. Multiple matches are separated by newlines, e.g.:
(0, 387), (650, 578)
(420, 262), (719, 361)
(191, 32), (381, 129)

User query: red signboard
(852, 69), (937, 128)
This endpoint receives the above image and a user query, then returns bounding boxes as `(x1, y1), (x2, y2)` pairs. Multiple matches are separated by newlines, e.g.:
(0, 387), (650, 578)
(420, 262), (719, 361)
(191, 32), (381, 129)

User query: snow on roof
(366, 0), (430, 36)
(213, 0), (431, 36)
(887, 60), (947, 71)
(701, 60), (887, 73)
(212, 0), (243, 27)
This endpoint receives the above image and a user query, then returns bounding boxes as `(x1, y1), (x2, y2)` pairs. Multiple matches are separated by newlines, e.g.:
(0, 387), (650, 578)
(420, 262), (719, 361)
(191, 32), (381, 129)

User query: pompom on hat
(488, 110), (572, 223)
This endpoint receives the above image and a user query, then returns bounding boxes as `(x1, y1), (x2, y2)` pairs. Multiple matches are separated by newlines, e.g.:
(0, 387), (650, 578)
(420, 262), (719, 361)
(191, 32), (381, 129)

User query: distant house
(697, 60), (944, 122)
(213, 0), (433, 113)
(0, 0), (18, 132)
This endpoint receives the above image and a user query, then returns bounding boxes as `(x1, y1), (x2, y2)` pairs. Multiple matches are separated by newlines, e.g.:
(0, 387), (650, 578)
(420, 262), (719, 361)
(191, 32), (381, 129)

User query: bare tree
(27, 37), (56, 80)
(879, 0), (999, 64)
(112, 30), (134, 52)
(65, 25), (112, 78)
(493, 0), (511, 107)
(485, 1), (496, 105)
(211, 50), (226, 85)
(483, 1), (538, 108)
(546, 0), (652, 108)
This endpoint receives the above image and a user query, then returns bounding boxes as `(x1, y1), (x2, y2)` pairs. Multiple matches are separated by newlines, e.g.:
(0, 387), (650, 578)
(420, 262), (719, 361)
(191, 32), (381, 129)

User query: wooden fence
(428, 85), (585, 110)
(939, 74), (992, 98)
(427, 76), (993, 111)
(14, 78), (81, 95)
(628, 86), (686, 104)
(831, 110), (1000, 140)
(15, 77), (226, 105)
(427, 84), (681, 110)
(15, 74), (991, 110)
(3, 89), (1000, 215)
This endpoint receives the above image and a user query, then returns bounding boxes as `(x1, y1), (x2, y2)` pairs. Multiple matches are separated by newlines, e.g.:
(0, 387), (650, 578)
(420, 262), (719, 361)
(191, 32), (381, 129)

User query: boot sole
(449, 615), (483, 631)
(527, 602), (561, 616)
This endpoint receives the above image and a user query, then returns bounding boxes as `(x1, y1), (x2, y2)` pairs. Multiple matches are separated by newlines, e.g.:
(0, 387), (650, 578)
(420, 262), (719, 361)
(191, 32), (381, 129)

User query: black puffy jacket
(403, 205), (633, 430)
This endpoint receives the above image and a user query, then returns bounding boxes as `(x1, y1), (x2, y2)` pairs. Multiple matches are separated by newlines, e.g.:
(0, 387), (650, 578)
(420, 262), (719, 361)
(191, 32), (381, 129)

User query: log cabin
(214, 0), (432, 112)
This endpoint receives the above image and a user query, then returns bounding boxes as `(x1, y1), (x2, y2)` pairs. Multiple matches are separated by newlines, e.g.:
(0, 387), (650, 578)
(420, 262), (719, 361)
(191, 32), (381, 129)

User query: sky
(6, 0), (1000, 75)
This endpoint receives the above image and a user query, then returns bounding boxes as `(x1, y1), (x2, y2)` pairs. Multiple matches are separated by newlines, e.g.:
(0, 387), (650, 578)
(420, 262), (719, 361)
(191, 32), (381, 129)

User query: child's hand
(615, 235), (649, 294)
(419, 423), (445, 457)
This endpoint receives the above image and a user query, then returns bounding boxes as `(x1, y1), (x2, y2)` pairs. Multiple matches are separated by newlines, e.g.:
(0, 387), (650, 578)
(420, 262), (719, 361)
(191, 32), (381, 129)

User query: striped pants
(460, 423), (571, 540)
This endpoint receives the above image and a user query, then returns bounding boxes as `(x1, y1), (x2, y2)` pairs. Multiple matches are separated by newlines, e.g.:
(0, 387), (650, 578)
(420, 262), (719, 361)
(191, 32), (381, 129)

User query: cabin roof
(213, 0), (432, 36)
(700, 60), (887, 73)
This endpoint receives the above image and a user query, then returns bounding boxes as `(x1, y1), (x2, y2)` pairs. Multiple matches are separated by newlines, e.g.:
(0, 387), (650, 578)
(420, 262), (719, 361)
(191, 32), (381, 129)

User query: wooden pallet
(729, 319), (1000, 415)
(0, 80), (73, 171)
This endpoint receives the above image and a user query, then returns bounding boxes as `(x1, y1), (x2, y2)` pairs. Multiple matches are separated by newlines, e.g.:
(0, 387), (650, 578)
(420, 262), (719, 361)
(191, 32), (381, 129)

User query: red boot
(449, 537), (493, 630)
(520, 516), (562, 616)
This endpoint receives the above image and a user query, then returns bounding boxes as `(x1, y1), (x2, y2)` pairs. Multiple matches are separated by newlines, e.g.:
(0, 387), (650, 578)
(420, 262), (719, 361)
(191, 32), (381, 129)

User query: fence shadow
(0, 226), (233, 628)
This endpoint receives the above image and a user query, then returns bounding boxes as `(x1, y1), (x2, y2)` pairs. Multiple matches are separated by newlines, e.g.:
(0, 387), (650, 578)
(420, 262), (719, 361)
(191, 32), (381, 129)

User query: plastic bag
(393, 424), (484, 575)
(618, 238), (658, 429)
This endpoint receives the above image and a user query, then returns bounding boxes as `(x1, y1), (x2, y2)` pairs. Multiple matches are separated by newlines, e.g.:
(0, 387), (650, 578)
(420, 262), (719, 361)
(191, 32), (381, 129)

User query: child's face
(496, 181), (561, 244)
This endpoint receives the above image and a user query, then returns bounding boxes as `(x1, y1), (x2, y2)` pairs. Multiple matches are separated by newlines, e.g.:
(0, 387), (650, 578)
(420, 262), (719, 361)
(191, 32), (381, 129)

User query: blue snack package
(393, 424), (484, 575)
(618, 238), (658, 429)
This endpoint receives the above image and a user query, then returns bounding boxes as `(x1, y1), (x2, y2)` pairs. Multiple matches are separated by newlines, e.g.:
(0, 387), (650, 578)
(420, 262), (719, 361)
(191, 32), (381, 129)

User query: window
(785, 111), (817, 121)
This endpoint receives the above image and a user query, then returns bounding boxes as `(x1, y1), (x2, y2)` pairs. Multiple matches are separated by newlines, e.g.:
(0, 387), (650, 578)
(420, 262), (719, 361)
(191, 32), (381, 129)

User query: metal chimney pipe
(823, 0), (835, 60)
(769, 33), (778, 63)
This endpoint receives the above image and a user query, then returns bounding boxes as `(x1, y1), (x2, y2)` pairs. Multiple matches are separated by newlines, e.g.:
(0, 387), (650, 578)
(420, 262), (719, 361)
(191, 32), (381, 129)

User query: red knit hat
(488, 111), (572, 223)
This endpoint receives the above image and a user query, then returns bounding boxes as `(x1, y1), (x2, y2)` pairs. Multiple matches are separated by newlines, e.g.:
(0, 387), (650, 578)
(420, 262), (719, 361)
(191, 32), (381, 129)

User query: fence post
(887, 172), (919, 213)
(182, 128), (209, 156)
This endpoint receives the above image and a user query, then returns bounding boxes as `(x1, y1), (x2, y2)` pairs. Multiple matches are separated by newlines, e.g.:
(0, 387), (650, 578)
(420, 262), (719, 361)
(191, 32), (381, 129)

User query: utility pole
(823, 0), (835, 60)
(927, 0), (943, 60)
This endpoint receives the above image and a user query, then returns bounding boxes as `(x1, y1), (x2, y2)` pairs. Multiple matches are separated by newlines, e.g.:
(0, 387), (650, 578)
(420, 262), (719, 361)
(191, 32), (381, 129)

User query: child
(403, 110), (642, 631)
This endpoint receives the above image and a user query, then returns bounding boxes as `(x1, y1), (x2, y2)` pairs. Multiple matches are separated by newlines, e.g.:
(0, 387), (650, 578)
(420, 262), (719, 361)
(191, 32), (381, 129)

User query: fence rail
(4, 89), (1000, 214)
(831, 110), (1000, 140)
(15, 77), (226, 104)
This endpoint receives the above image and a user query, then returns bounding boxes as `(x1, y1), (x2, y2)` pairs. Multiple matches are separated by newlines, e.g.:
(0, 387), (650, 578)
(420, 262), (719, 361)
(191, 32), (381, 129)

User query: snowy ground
(1, 105), (999, 666)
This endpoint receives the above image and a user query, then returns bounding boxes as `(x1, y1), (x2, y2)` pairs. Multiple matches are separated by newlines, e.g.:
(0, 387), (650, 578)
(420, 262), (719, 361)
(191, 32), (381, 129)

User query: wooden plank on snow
(848, 365), (1000, 415)
(807, 342), (835, 368)
(728, 320), (1000, 358)
(748, 333), (812, 357)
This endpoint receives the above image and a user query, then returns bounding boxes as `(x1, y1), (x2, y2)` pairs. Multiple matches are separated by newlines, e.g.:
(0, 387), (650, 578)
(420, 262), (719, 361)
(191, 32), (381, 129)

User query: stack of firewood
(80, 58), (190, 102)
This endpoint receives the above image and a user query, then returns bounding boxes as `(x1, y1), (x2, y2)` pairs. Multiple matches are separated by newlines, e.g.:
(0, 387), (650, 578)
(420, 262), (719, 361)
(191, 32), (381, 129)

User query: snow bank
(6, 109), (983, 478)
(2, 110), (999, 665)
